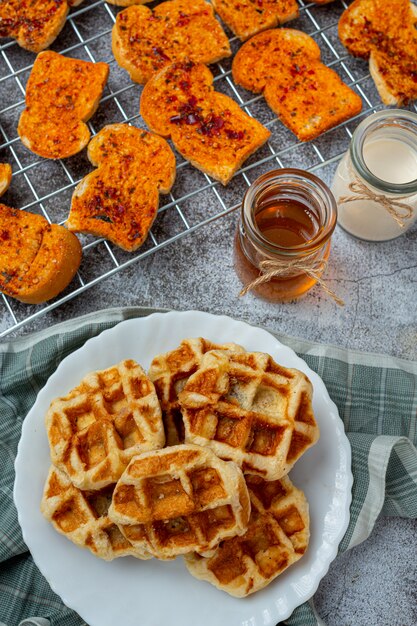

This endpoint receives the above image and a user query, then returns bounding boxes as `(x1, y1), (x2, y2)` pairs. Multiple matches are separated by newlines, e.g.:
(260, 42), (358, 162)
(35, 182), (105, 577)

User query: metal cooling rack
(0, 0), (415, 338)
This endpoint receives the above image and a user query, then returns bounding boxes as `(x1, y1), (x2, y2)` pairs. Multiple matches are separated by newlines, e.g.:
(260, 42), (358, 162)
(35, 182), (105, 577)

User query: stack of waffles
(41, 339), (319, 597)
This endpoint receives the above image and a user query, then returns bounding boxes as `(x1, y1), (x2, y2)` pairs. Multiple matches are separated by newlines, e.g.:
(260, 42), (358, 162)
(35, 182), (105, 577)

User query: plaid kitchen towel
(1, 307), (416, 626)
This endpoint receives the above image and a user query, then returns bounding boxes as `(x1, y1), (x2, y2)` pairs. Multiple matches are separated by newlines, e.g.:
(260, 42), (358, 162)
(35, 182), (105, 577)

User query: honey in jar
(234, 169), (338, 303)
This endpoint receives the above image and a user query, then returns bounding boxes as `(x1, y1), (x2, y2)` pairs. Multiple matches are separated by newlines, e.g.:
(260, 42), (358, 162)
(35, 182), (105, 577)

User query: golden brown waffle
(46, 360), (165, 490)
(184, 474), (309, 596)
(179, 350), (319, 479)
(41, 466), (151, 560)
(108, 444), (251, 559)
(149, 338), (245, 445)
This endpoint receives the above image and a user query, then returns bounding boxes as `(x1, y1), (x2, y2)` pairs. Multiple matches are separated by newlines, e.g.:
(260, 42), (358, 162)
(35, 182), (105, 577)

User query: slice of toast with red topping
(0, 164), (12, 197)
(0, 204), (82, 304)
(339, 0), (417, 105)
(107, 1), (151, 5)
(66, 124), (176, 252)
(112, 0), (231, 84)
(18, 51), (109, 160)
(140, 61), (270, 185)
(232, 29), (362, 141)
(0, 0), (83, 53)
(211, 0), (299, 41)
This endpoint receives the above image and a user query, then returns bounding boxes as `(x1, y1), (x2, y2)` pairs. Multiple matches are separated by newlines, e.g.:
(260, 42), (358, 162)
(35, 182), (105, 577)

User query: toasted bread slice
(18, 51), (109, 160)
(0, 204), (82, 304)
(339, 0), (417, 106)
(0, 164), (12, 197)
(0, 0), (83, 53)
(338, 0), (417, 59)
(211, 0), (299, 41)
(370, 45), (417, 106)
(112, 0), (231, 84)
(107, 1), (151, 5)
(66, 124), (176, 251)
(232, 29), (362, 141)
(140, 61), (270, 185)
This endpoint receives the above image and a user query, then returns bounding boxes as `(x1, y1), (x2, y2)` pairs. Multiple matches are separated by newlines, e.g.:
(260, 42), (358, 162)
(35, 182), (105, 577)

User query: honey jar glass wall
(331, 110), (417, 242)
(234, 169), (338, 303)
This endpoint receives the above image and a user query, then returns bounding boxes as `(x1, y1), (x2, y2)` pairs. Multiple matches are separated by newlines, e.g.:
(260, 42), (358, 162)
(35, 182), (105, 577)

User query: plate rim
(14, 310), (353, 625)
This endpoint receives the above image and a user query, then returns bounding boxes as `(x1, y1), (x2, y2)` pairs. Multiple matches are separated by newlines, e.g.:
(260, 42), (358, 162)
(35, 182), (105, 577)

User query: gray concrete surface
(0, 1), (416, 625)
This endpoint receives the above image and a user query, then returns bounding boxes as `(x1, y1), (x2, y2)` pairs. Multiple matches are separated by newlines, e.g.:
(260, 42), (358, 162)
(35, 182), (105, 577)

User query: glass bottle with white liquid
(331, 110), (417, 241)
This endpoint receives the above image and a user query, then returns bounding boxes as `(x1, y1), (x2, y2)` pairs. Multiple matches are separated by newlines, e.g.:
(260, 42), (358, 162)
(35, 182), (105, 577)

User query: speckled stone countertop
(1, 0), (416, 624)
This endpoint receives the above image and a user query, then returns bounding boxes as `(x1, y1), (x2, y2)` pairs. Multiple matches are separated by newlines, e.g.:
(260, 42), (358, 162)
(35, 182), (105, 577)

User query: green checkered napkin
(1, 307), (416, 626)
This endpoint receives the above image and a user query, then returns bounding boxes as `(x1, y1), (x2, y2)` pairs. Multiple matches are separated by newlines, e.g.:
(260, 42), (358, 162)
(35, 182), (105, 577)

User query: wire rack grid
(0, 0), (415, 338)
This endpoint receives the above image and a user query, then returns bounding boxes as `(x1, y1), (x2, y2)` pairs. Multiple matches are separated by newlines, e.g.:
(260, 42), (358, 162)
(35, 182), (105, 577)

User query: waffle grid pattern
(108, 445), (250, 558)
(46, 359), (164, 489)
(41, 466), (145, 561)
(1, 0), (416, 337)
(180, 350), (319, 478)
(184, 474), (310, 596)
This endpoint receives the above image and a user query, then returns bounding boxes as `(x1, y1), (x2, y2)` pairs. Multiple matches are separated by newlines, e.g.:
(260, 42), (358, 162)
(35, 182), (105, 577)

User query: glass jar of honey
(234, 169), (338, 303)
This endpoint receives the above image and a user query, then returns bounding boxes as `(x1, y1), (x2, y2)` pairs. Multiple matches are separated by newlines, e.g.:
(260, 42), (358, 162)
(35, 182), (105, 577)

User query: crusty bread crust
(211, 0), (299, 41)
(232, 29), (362, 141)
(369, 51), (415, 106)
(338, 0), (417, 58)
(107, 0), (150, 5)
(0, 0), (83, 53)
(18, 51), (109, 160)
(112, 0), (231, 84)
(140, 61), (270, 185)
(0, 164), (12, 197)
(67, 124), (176, 251)
(339, 0), (417, 105)
(0, 204), (82, 304)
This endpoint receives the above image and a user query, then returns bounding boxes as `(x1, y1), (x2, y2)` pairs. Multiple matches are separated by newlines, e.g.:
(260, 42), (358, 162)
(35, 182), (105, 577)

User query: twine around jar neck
(338, 178), (413, 229)
(239, 255), (345, 306)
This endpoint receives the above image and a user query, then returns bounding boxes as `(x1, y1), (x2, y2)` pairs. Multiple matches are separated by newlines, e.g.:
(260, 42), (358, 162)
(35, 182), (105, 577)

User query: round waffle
(41, 466), (151, 561)
(184, 474), (309, 596)
(179, 350), (319, 480)
(108, 443), (251, 559)
(149, 338), (245, 445)
(46, 359), (165, 490)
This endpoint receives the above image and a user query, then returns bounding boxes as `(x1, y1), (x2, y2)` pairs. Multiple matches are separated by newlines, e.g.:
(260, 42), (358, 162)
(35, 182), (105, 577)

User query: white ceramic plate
(14, 311), (352, 626)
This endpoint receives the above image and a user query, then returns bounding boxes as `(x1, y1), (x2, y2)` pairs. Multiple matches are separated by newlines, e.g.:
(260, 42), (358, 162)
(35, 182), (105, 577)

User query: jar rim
(350, 109), (417, 195)
(242, 168), (337, 256)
